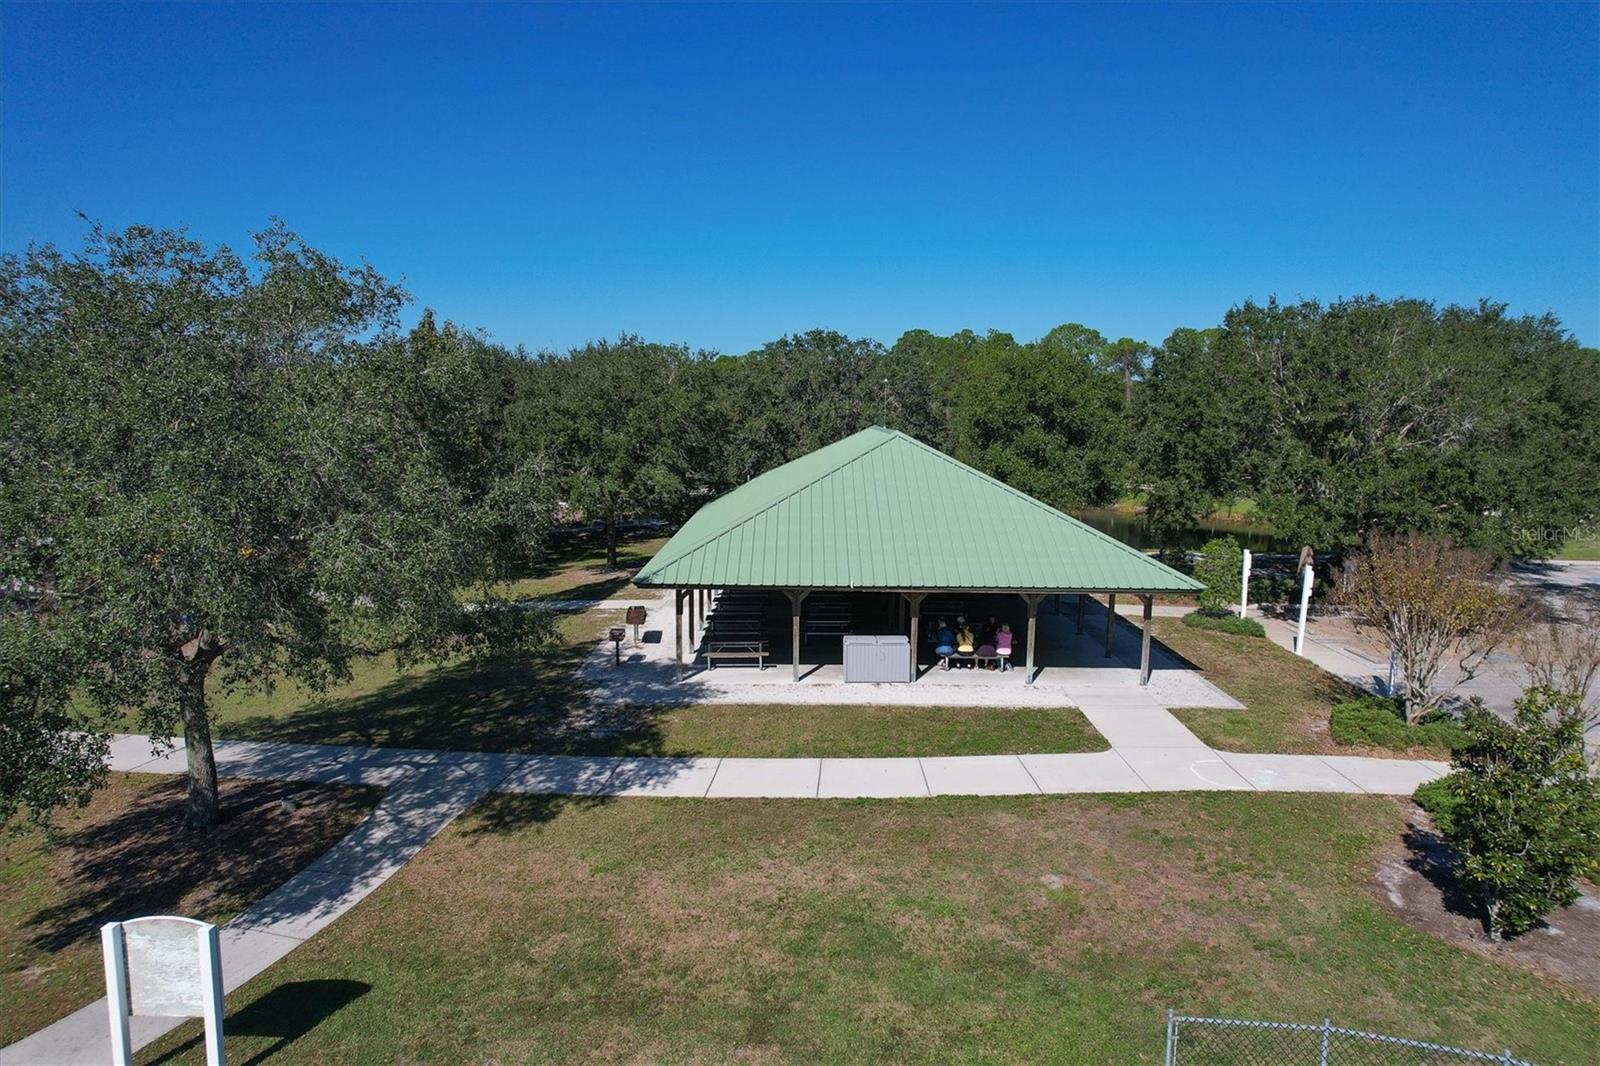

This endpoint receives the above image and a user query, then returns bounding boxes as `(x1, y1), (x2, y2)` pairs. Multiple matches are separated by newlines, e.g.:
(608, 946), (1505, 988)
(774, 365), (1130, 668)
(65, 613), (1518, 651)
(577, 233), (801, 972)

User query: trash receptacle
(843, 634), (912, 683)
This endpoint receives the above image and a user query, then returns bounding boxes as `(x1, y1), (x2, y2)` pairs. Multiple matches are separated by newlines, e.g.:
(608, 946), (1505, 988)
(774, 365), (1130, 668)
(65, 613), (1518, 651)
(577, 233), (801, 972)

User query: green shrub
(1249, 574), (1298, 604)
(1330, 696), (1466, 752)
(1181, 610), (1266, 638)
(1192, 537), (1243, 614)
(1445, 690), (1600, 939)
(1413, 774), (1462, 837)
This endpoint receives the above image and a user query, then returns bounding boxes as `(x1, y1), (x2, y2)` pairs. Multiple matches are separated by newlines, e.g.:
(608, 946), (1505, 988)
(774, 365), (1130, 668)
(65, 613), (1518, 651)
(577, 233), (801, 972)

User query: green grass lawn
(209, 617), (1102, 757)
(634, 704), (1105, 757)
(0, 774), (377, 1047)
(1154, 618), (1369, 755)
(1553, 529), (1600, 561)
(208, 607), (621, 753)
(480, 534), (668, 601)
(1156, 618), (1461, 759)
(143, 792), (1599, 1064)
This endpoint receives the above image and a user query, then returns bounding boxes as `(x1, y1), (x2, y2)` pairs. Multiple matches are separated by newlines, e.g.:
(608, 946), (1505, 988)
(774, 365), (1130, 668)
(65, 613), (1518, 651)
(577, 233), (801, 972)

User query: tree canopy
(0, 223), (549, 828)
(1140, 297), (1600, 557)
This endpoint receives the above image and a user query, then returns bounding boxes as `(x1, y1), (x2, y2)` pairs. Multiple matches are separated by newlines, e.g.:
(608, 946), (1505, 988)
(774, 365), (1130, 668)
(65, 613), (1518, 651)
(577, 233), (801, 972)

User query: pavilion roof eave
(634, 581), (1198, 596)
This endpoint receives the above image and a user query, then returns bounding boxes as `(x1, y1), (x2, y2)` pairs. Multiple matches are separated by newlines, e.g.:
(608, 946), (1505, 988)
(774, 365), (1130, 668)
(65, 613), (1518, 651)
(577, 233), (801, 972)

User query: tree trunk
(605, 512), (619, 570)
(178, 657), (220, 830)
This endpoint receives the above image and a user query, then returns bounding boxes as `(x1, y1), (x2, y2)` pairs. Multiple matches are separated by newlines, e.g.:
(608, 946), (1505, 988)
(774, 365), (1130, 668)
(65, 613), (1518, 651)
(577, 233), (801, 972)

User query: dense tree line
(1139, 298), (1600, 558)
(4, 222), (1597, 829)
(510, 302), (1598, 564)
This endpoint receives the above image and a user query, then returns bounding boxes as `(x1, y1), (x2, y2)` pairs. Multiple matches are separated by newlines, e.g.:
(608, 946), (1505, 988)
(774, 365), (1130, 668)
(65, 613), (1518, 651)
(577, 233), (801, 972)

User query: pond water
(1070, 507), (1297, 554)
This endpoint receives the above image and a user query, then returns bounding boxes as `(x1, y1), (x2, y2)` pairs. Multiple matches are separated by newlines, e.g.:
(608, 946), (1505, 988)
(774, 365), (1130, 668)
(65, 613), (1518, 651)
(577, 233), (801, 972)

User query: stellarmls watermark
(1511, 522), (1598, 547)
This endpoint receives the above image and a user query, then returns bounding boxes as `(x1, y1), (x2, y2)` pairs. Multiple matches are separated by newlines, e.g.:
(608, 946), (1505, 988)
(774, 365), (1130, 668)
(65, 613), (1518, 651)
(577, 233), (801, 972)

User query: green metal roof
(635, 427), (1203, 593)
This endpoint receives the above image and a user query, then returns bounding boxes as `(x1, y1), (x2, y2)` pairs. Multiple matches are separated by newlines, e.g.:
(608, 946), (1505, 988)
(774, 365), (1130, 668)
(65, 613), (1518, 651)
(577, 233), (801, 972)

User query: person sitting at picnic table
(995, 623), (1014, 670)
(934, 619), (956, 668)
(979, 616), (999, 644)
(976, 633), (998, 668)
(955, 624), (976, 666)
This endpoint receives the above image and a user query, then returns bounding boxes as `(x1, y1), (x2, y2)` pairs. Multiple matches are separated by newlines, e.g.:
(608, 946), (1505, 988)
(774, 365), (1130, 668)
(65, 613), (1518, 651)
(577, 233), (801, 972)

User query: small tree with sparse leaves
(1444, 689), (1600, 940)
(1517, 607), (1600, 773)
(1341, 534), (1521, 723)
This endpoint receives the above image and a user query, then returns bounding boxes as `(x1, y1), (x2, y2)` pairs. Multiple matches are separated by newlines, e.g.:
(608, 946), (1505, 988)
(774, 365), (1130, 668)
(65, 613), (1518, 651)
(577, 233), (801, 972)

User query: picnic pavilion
(633, 427), (1203, 686)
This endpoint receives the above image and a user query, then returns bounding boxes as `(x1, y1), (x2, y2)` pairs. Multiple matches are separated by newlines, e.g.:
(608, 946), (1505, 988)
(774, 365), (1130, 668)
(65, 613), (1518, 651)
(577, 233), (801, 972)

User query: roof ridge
(878, 429), (1190, 577)
(637, 427), (898, 580)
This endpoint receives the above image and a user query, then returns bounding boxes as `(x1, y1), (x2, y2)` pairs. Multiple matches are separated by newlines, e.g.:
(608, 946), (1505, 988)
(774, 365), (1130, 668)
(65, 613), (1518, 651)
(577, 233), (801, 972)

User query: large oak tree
(1, 224), (548, 829)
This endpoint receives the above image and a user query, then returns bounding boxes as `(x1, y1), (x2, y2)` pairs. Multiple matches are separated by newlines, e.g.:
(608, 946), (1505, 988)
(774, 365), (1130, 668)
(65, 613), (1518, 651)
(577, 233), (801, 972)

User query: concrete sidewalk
(95, 719), (1446, 802)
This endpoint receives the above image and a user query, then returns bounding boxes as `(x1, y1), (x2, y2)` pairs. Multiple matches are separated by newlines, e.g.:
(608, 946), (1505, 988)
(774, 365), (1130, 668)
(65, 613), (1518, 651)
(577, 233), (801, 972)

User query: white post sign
(1238, 548), (1252, 619)
(102, 916), (224, 1066)
(1293, 560), (1314, 656)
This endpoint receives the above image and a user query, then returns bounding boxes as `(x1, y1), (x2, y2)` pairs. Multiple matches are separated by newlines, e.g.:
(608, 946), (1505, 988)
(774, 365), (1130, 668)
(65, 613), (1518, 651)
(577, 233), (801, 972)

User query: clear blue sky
(3, 2), (1596, 352)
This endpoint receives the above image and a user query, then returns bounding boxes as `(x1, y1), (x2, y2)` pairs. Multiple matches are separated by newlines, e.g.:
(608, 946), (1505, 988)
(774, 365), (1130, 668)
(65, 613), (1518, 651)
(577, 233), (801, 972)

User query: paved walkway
(6, 716), (1446, 1064)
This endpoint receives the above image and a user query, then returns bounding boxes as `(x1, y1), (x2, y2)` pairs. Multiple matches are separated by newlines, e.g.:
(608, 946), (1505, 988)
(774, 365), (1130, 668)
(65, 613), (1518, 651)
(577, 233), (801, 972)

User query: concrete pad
(1316, 755), (1448, 795)
(817, 758), (929, 798)
(1216, 752), (1363, 793)
(498, 755), (619, 795)
(1116, 747), (1253, 790)
(605, 757), (722, 796)
(214, 739), (357, 782)
(1018, 751), (1149, 793)
(105, 733), (182, 772)
(706, 758), (820, 798)
(920, 755), (1040, 796)
(291, 744), (445, 784)
(1075, 704), (1210, 749)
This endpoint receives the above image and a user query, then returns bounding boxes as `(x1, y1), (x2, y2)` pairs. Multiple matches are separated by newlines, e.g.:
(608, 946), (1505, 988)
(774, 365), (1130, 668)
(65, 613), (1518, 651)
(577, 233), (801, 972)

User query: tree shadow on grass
(532, 571), (639, 603)
(221, 625), (727, 762)
(147, 979), (370, 1066)
(223, 645), (602, 752)
(25, 778), (378, 955)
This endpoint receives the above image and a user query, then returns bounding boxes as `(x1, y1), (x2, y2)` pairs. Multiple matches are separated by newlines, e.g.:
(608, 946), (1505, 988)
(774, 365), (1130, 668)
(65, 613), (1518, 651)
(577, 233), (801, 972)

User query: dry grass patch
(0, 773), (378, 1046)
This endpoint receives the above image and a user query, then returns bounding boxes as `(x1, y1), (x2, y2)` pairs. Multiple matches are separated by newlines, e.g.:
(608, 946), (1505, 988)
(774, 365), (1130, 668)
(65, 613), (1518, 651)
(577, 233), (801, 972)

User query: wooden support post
(904, 592), (927, 681)
(1104, 593), (1117, 657)
(786, 589), (809, 682)
(1139, 594), (1153, 685)
(1076, 593), (1085, 634)
(688, 588), (698, 651)
(674, 588), (685, 681)
(1023, 593), (1042, 685)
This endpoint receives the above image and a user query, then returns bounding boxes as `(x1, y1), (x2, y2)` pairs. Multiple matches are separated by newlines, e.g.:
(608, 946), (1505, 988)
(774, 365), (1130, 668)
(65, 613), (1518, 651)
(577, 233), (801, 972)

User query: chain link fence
(1164, 1013), (1535, 1066)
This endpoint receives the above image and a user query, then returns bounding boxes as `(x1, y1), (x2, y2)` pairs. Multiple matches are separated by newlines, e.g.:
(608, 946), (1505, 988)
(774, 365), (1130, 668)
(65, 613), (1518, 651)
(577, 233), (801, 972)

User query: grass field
(0, 774), (378, 1047)
(1553, 529), (1600, 561)
(208, 607), (620, 753)
(1155, 618), (1366, 755)
(143, 792), (1599, 1064)
(481, 533), (668, 601)
(1157, 618), (1461, 759)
